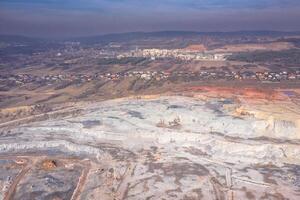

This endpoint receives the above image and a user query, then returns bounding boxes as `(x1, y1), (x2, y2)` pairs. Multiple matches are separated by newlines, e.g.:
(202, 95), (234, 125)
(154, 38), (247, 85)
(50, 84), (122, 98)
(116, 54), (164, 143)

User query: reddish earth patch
(184, 44), (207, 52)
(213, 42), (294, 53)
(187, 86), (287, 101)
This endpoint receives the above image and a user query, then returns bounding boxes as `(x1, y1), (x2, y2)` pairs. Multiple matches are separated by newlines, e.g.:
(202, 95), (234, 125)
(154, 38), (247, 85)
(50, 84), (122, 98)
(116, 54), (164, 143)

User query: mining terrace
(0, 87), (300, 200)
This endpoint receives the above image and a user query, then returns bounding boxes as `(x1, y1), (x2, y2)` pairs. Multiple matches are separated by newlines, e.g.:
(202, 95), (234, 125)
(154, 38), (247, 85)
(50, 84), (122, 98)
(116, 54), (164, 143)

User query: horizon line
(1, 30), (300, 40)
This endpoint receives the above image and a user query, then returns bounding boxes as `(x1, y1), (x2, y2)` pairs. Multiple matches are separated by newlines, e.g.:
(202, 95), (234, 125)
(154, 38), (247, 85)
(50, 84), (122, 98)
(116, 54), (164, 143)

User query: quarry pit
(0, 88), (300, 200)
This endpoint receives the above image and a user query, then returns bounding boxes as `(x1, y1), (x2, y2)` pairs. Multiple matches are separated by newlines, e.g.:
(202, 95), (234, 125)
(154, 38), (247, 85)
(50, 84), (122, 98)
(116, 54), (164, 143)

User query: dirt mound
(41, 160), (57, 170)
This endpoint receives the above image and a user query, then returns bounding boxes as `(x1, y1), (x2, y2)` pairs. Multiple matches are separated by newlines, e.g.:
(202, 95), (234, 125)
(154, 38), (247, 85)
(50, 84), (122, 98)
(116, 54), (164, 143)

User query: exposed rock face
(271, 119), (297, 136)
(2, 95), (300, 164)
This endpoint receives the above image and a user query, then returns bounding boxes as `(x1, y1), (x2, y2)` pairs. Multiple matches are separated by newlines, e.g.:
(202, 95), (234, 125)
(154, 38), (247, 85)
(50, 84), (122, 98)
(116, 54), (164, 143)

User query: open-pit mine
(0, 87), (300, 200)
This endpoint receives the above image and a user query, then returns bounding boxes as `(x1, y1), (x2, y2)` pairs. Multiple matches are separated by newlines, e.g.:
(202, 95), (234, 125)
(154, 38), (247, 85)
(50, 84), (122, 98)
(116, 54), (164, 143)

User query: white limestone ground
(1, 96), (300, 199)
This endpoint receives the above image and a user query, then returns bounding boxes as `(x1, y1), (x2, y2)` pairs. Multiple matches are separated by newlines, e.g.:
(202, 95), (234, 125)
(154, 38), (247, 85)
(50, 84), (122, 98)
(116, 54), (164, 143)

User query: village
(1, 69), (300, 88)
(117, 48), (229, 61)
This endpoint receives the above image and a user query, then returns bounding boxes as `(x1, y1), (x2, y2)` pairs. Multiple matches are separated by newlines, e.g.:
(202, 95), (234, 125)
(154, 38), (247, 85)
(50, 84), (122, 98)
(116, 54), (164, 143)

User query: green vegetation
(228, 49), (300, 65)
(97, 57), (147, 65)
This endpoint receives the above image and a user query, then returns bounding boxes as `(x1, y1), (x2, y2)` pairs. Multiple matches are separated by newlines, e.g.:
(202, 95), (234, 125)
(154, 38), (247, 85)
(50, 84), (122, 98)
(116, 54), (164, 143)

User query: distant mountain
(0, 35), (61, 56)
(1, 31), (299, 56)
(0, 35), (44, 44)
(1, 31), (300, 45)
(70, 31), (300, 45)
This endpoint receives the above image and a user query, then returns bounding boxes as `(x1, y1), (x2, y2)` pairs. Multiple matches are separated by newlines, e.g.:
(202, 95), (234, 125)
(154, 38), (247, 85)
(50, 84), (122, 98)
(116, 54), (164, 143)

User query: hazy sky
(1, 0), (300, 37)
